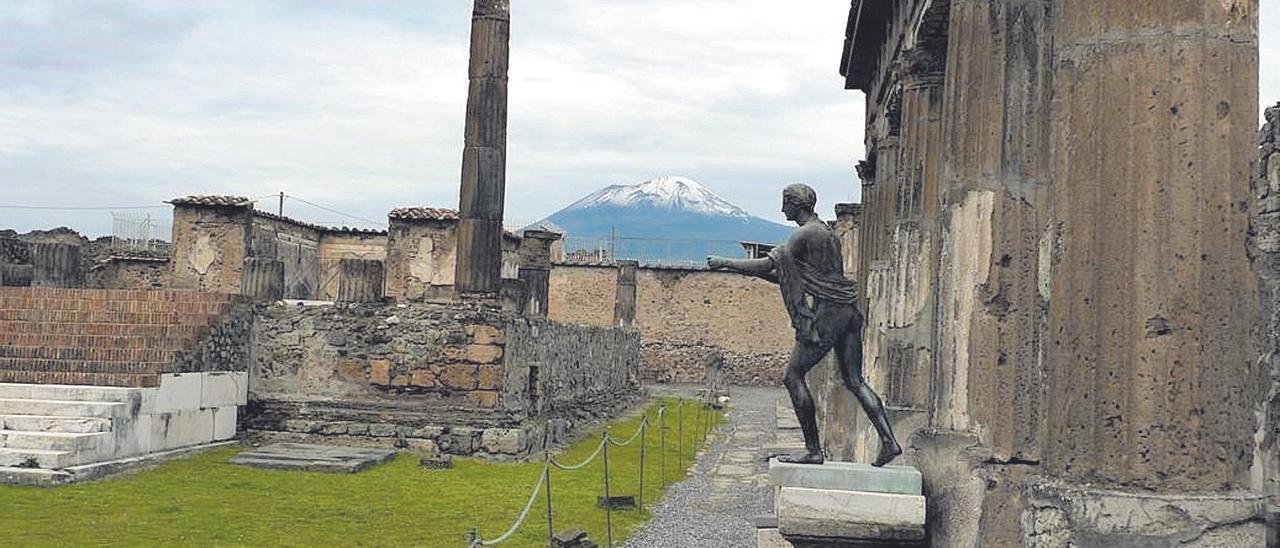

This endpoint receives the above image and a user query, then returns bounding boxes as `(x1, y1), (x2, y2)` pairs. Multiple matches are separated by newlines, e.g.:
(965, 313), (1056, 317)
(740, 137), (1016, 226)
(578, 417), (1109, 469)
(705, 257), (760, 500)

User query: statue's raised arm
(706, 255), (779, 284)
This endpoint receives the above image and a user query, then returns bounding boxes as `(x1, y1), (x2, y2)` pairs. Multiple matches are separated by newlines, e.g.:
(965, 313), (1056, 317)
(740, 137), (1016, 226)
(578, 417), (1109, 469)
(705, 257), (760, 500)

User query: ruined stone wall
(171, 205), (252, 293)
(1252, 104), (1280, 504)
(549, 263), (791, 386)
(86, 257), (172, 290)
(504, 317), (641, 420)
(316, 233), (386, 301)
(249, 214), (322, 300)
(246, 300), (640, 458)
(548, 263), (617, 326)
(384, 219), (457, 300)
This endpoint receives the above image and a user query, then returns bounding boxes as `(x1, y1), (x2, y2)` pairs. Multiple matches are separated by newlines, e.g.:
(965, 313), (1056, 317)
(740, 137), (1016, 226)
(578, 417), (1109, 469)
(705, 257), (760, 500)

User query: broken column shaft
(455, 0), (510, 295)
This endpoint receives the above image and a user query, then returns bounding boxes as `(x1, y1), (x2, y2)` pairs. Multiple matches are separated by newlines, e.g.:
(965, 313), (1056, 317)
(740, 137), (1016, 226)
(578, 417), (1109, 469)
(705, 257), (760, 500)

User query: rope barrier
(469, 462), (549, 547)
(549, 437), (608, 471)
(466, 399), (714, 546)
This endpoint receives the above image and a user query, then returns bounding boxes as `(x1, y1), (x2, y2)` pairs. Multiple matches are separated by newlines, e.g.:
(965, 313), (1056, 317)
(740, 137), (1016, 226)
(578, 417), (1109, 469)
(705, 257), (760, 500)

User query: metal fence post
(660, 407), (667, 488)
(544, 454), (554, 547)
(638, 419), (647, 512)
(603, 436), (613, 548)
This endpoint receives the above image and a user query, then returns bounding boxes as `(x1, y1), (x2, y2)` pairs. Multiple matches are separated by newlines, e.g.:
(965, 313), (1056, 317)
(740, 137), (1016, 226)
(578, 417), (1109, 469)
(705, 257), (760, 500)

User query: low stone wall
(640, 341), (786, 386)
(86, 256), (172, 290)
(245, 300), (640, 458)
(549, 263), (791, 386)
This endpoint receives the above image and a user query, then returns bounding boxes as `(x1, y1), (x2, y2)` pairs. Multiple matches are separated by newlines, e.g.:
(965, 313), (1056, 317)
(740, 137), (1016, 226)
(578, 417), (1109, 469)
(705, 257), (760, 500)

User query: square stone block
(769, 460), (922, 495)
(777, 487), (925, 542)
(213, 406), (238, 441)
(153, 373), (203, 413)
(150, 409), (215, 451)
(757, 527), (794, 548)
(201, 372), (248, 408)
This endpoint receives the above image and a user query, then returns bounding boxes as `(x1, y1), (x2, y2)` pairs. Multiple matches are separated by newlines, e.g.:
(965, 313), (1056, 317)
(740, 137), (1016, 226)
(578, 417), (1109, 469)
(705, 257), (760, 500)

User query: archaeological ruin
(1, 0), (1277, 546)
(798, 0), (1272, 546)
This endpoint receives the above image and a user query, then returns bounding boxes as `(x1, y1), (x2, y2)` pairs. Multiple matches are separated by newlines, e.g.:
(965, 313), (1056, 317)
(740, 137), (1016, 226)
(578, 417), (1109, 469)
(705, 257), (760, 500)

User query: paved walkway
(624, 385), (801, 548)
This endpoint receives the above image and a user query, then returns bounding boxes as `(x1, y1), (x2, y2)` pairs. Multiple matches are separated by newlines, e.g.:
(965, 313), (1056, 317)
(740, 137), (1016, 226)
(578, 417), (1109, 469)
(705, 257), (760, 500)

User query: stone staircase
(0, 288), (248, 485)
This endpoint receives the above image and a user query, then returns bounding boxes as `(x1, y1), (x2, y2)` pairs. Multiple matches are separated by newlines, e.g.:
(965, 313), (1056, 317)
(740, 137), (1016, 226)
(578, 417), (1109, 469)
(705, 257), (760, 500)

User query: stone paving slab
(229, 443), (396, 473)
(768, 460), (922, 495)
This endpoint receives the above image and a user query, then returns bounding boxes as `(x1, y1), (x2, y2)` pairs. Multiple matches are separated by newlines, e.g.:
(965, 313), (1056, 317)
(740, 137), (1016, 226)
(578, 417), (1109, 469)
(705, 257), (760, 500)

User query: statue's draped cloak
(768, 219), (858, 343)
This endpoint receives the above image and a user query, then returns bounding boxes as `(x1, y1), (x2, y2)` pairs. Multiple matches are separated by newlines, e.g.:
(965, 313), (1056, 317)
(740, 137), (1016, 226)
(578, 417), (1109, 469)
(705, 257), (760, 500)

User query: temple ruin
(803, 0), (1270, 545)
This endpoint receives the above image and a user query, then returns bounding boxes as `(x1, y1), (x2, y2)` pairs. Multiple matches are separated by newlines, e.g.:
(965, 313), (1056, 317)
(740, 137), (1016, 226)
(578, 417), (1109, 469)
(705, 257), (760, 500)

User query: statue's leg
(779, 340), (831, 465)
(836, 307), (903, 467)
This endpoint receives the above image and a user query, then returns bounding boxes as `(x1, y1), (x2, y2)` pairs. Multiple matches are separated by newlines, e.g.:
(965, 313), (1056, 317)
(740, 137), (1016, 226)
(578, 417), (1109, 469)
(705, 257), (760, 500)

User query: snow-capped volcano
(561, 176), (752, 219)
(535, 176), (793, 262)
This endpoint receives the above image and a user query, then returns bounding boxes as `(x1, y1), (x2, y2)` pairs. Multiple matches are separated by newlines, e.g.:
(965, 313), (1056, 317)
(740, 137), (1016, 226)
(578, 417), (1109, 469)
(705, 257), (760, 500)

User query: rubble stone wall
(246, 300), (640, 458)
(549, 263), (791, 386)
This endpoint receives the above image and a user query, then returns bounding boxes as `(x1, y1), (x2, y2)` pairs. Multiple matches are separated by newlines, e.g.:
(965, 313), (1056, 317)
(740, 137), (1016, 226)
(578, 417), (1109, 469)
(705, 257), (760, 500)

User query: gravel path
(624, 385), (795, 548)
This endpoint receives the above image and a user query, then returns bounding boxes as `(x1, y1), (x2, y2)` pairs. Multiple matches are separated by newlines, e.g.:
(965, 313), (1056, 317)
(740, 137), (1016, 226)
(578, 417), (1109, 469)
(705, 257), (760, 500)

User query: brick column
(454, 0), (510, 295)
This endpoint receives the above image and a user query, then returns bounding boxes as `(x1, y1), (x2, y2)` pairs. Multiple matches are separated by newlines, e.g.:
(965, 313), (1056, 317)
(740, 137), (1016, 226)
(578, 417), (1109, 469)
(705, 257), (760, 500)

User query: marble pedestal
(758, 460), (927, 547)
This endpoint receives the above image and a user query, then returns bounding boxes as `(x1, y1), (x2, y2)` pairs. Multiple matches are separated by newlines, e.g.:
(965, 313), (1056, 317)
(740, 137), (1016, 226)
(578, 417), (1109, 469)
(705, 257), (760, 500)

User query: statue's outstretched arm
(707, 256), (778, 283)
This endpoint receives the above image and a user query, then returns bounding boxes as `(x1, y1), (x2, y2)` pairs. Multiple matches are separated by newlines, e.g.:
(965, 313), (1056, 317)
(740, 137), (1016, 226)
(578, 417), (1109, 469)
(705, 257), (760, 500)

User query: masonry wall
(86, 257), (172, 290)
(1251, 104), (1280, 504)
(246, 300), (640, 458)
(384, 220), (458, 299)
(317, 233), (386, 300)
(549, 263), (791, 386)
(171, 206), (252, 293)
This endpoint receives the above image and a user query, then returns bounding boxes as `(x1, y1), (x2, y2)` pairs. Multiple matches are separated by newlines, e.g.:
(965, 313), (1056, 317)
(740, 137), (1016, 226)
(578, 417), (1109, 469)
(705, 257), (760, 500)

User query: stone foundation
(246, 299), (640, 458)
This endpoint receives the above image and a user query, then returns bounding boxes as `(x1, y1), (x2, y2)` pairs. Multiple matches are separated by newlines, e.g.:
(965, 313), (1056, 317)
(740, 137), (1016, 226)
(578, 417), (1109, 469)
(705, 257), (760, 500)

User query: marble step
(0, 398), (127, 418)
(0, 447), (77, 469)
(2, 430), (114, 453)
(769, 460), (923, 495)
(0, 415), (112, 433)
(0, 383), (143, 403)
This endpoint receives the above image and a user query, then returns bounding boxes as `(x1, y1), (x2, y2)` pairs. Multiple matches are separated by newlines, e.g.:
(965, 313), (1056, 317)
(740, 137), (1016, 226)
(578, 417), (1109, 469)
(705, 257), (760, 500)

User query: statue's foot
(777, 451), (825, 465)
(872, 440), (902, 467)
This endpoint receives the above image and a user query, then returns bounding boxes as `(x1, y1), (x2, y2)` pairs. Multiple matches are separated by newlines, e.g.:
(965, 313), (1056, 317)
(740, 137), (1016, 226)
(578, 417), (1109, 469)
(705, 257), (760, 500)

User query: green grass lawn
(0, 398), (723, 547)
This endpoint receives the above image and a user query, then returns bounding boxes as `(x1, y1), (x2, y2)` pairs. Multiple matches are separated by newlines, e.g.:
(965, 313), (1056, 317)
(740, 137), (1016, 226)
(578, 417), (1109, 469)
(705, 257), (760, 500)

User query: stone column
(32, 243), (82, 288)
(1044, 0), (1260, 496)
(337, 259), (385, 303)
(517, 229), (561, 317)
(241, 258), (284, 301)
(834, 203), (862, 279)
(454, 0), (510, 295)
(613, 260), (638, 328)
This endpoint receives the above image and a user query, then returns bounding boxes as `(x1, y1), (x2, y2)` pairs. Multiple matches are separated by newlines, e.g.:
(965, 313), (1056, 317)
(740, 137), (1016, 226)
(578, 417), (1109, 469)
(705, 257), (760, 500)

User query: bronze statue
(708, 184), (901, 466)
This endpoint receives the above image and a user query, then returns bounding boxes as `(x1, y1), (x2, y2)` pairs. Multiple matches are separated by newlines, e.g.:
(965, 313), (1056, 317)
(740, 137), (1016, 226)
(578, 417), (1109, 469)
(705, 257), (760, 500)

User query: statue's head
(782, 183), (817, 222)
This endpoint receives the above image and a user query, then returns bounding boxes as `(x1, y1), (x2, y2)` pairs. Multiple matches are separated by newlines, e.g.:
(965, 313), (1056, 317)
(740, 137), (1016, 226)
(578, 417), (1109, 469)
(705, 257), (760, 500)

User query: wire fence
(109, 212), (172, 254)
(559, 236), (750, 268)
(466, 399), (720, 548)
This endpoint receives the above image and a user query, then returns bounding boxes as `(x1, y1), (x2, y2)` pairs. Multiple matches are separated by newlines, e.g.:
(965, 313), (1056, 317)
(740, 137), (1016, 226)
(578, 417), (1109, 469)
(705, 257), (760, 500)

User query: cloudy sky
(1, 1), (1277, 237)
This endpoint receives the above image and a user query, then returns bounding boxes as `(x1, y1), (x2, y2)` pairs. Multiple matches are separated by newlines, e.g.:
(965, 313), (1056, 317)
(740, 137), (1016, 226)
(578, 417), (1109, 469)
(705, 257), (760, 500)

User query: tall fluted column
(455, 0), (510, 295)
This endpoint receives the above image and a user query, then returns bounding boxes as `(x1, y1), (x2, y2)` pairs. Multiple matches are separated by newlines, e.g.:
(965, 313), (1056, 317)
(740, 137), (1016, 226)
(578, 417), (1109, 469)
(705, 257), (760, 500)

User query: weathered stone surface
(467, 324), (505, 345)
(768, 460), (922, 496)
(479, 428), (525, 455)
(776, 487), (925, 542)
(229, 443), (395, 473)
(549, 264), (790, 386)
(369, 360), (391, 385)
